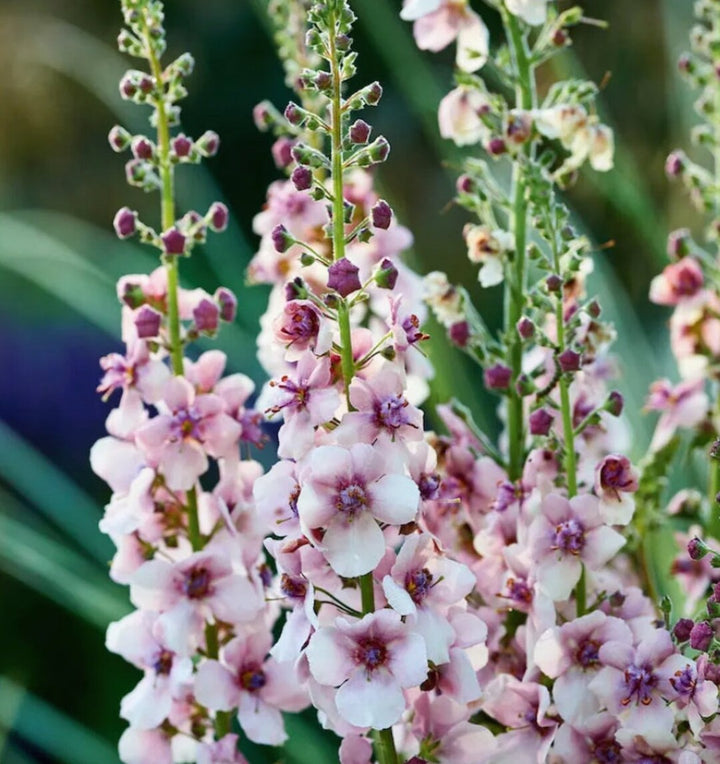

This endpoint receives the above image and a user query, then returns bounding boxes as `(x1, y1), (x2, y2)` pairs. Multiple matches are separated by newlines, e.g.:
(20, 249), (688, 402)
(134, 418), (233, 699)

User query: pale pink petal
(583, 525), (625, 569)
(400, 0), (443, 21)
(306, 626), (354, 686)
(210, 575), (262, 623)
(120, 674), (171, 729)
(297, 482), (336, 529)
(388, 628), (428, 687)
(118, 728), (172, 764)
(90, 437), (145, 493)
(162, 441), (207, 490)
(194, 659), (240, 711)
(536, 556), (581, 601)
(339, 734), (373, 764)
(382, 575), (416, 616)
(322, 512), (385, 577)
(369, 474), (419, 524)
(336, 669), (406, 729)
(456, 12), (489, 72)
(238, 694), (287, 746)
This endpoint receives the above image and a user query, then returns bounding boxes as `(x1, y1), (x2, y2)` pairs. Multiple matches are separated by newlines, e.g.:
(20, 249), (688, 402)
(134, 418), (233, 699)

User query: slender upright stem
(504, 12), (535, 481)
(144, 16), (202, 553)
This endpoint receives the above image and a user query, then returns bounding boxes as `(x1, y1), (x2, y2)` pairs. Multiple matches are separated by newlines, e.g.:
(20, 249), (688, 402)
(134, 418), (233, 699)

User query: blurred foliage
(0, 0), (704, 761)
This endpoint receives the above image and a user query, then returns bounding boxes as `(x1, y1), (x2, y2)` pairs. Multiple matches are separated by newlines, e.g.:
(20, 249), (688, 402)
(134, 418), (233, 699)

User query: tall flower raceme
(91, 2), (307, 761)
(248, 2), (490, 762)
(403, 0), (720, 760)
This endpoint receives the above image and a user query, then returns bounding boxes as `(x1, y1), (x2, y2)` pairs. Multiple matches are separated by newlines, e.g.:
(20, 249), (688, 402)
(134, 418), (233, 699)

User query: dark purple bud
(449, 321), (470, 348)
(197, 130), (220, 157)
(673, 618), (694, 643)
(487, 138), (508, 156)
(271, 224), (293, 253)
(665, 150), (685, 178)
(120, 280), (145, 309)
(108, 125), (131, 152)
(207, 202), (228, 233)
(690, 621), (713, 651)
(688, 537), (709, 561)
(119, 73), (137, 99)
(367, 136), (390, 163)
(172, 134), (193, 158)
(327, 257), (361, 297)
(667, 228), (691, 259)
(484, 363), (512, 391)
(285, 278), (306, 301)
(314, 71), (332, 90)
(516, 373), (535, 396)
(546, 274), (563, 292)
(131, 136), (154, 160)
(517, 317), (535, 339)
(405, 758), (429, 764)
(271, 136), (296, 169)
(137, 75), (153, 95)
(456, 174), (475, 194)
(552, 28), (568, 46)
(605, 390), (624, 417)
(365, 82), (383, 106)
(558, 349), (581, 372)
(350, 119), (371, 144)
(291, 165), (313, 191)
(125, 159), (146, 184)
(284, 101), (303, 126)
(214, 287), (237, 322)
(336, 34), (351, 52)
(113, 207), (137, 239)
(134, 305), (162, 338)
(529, 408), (554, 436)
(193, 298), (220, 333)
(375, 258), (398, 290)
(371, 199), (393, 230)
(587, 300), (601, 318)
(161, 227), (186, 256)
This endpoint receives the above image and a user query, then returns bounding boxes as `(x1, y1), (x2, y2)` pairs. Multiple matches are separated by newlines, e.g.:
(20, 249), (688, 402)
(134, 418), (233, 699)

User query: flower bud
(505, 110), (533, 145)
(328, 257), (361, 297)
(108, 125), (131, 152)
(253, 101), (274, 131)
(371, 199), (392, 230)
(350, 119), (371, 144)
(587, 300), (601, 318)
(172, 134), (193, 158)
(271, 137), (296, 169)
(487, 137), (507, 156)
(374, 258), (398, 290)
(285, 278), (306, 301)
(207, 202), (228, 232)
(546, 274), (563, 292)
(134, 305), (162, 338)
(193, 298), (220, 333)
(284, 101), (304, 126)
(605, 391), (624, 417)
(667, 228), (692, 258)
(214, 287), (237, 322)
(449, 321), (470, 347)
(113, 207), (137, 239)
(665, 150), (686, 178)
(688, 537), (710, 561)
(690, 620), (713, 651)
(131, 136), (154, 160)
(673, 618), (694, 643)
(558, 349), (581, 372)
(365, 81), (383, 106)
(484, 363), (512, 391)
(517, 317), (535, 339)
(291, 166), (313, 191)
(529, 408), (554, 436)
(366, 136), (390, 164)
(456, 174), (475, 194)
(161, 227), (186, 256)
(196, 130), (220, 157)
(516, 373), (535, 396)
(271, 224), (293, 253)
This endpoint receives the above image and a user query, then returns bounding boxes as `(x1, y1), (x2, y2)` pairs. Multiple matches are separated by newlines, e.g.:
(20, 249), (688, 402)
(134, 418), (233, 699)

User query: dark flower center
(551, 519), (585, 555)
(621, 663), (657, 706)
(240, 664), (267, 692)
(153, 649), (174, 676)
(280, 573), (307, 599)
(406, 568), (433, 604)
(375, 394), (411, 432)
(593, 740), (622, 763)
(576, 639), (601, 668)
(669, 664), (696, 697)
(183, 565), (212, 599)
(336, 481), (368, 516)
(355, 637), (388, 671)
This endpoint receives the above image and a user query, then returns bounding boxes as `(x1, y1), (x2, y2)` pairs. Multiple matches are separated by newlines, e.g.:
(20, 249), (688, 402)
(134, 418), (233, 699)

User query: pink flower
(306, 609), (428, 729)
(646, 378), (708, 451)
(594, 454), (639, 526)
(297, 443), (420, 576)
(528, 493), (625, 601)
(253, 460), (301, 537)
(505, 0), (548, 26)
(135, 376), (241, 490)
(195, 628), (308, 746)
(272, 299), (333, 361)
(118, 727), (173, 764)
(196, 734), (249, 764)
(649, 258), (704, 306)
(663, 653), (718, 735)
(438, 86), (491, 146)
(551, 713), (621, 763)
(98, 342), (170, 404)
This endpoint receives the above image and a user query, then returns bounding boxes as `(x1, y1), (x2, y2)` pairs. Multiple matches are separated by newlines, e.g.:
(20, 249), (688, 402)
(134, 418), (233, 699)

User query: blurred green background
(0, 1), (703, 761)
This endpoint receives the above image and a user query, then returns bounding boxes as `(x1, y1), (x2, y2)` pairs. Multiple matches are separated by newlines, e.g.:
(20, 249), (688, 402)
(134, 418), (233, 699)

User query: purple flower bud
(327, 257), (361, 297)
(131, 136), (154, 160)
(606, 390), (624, 417)
(371, 200), (393, 230)
(678, 54), (692, 74)
(161, 227), (186, 256)
(350, 119), (371, 144)
(214, 287), (237, 322)
(291, 166), (313, 191)
(667, 228), (691, 259)
(487, 138), (508, 156)
(673, 618), (694, 643)
(690, 621), (713, 652)
(253, 102), (273, 131)
(365, 82), (383, 106)
(119, 73), (137, 99)
(558, 349), (581, 372)
(314, 71), (332, 90)
(134, 305), (162, 338)
(207, 202), (228, 232)
(484, 363), (512, 391)
(665, 150), (685, 178)
(546, 274), (563, 292)
(529, 408), (554, 436)
(285, 278), (305, 301)
(197, 130), (220, 157)
(375, 258), (399, 290)
(113, 207), (137, 239)
(449, 321), (470, 348)
(108, 125), (131, 152)
(517, 317), (535, 339)
(688, 537), (709, 561)
(271, 224), (293, 253)
(368, 136), (390, 164)
(456, 174), (475, 194)
(193, 298), (220, 333)
(587, 300), (601, 318)
(271, 137), (296, 169)
(125, 159), (146, 184)
(172, 134), (193, 158)
(284, 101), (303, 126)
(552, 28), (568, 46)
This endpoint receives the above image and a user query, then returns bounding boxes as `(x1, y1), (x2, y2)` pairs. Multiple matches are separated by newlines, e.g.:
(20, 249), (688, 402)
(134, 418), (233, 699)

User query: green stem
(359, 571), (375, 615)
(143, 17), (203, 554)
(504, 12), (535, 481)
(373, 728), (398, 764)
